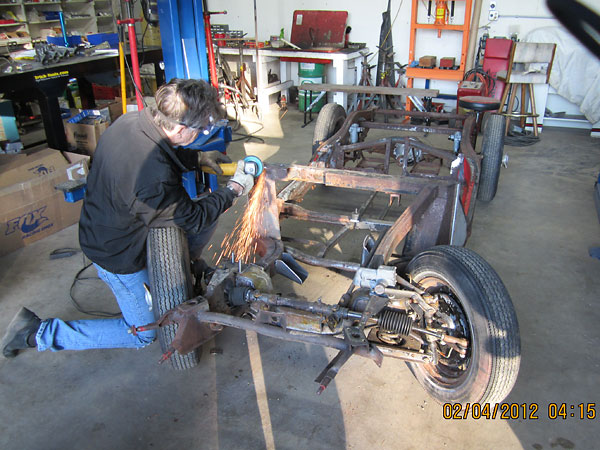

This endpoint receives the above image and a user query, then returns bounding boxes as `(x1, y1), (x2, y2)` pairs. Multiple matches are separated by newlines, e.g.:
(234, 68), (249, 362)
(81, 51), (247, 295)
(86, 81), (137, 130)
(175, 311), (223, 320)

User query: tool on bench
(201, 155), (263, 177)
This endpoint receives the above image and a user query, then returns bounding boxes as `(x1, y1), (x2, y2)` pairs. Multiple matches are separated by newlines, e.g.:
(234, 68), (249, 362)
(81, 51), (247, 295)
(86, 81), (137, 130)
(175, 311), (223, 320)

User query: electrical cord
(505, 129), (540, 147)
(463, 68), (496, 97)
(69, 262), (122, 318)
(51, 248), (122, 317)
(139, 21), (149, 67)
(232, 122), (265, 143)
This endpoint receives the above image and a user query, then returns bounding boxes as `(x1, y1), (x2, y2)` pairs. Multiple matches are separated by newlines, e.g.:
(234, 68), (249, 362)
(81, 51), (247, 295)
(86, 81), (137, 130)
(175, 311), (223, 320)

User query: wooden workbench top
(299, 83), (439, 98)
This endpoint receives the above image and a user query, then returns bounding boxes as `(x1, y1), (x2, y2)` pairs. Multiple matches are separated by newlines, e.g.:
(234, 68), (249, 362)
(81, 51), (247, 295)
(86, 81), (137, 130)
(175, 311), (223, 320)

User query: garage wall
(207, 0), (596, 97)
(206, 0), (586, 64)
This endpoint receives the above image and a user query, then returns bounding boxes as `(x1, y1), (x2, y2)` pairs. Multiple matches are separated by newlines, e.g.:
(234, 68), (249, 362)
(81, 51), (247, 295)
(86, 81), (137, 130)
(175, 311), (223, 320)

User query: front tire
(147, 227), (201, 370)
(406, 245), (520, 404)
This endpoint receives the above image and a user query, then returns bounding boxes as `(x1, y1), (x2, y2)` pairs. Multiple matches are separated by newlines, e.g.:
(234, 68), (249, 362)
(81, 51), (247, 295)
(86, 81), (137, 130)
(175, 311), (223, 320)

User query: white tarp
(524, 27), (600, 124)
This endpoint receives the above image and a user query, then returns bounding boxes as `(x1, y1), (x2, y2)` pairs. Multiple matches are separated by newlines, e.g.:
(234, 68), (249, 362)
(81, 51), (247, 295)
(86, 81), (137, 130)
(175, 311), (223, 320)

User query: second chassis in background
(145, 105), (520, 405)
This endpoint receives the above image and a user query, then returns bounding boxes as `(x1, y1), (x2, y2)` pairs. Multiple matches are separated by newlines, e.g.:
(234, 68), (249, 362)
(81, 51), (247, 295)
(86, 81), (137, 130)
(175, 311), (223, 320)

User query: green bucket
(298, 63), (326, 112)
(298, 62), (326, 78)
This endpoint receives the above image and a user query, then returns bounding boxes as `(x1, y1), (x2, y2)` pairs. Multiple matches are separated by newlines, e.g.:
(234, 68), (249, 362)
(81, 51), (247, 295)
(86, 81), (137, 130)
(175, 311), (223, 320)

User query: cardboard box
(96, 100), (125, 123)
(0, 148), (67, 189)
(0, 148), (89, 256)
(64, 121), (109, 156)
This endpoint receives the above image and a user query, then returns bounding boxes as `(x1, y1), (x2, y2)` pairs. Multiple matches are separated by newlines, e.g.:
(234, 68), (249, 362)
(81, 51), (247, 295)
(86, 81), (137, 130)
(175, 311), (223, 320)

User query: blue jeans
(37, 265), (156, 351)
(36, 225), (216, 352)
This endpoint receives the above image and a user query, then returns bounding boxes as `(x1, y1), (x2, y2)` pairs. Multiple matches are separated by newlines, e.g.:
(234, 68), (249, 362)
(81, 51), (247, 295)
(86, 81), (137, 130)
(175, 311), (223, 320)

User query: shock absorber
(378, 309), (414, 336)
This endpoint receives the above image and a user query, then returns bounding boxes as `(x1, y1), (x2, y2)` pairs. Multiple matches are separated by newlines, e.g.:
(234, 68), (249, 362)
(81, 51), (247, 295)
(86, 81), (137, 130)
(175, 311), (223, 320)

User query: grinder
(201, 155), (264, 177)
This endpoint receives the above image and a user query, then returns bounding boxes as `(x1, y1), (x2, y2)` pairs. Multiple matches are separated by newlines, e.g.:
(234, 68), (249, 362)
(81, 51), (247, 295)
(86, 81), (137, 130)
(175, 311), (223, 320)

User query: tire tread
(147, 227), (200, 370)
(478, 114), (506, 202)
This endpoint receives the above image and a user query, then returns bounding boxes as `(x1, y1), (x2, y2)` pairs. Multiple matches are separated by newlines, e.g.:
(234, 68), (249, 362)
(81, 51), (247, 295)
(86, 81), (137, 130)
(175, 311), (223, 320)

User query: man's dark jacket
(79, 109), (235, 274)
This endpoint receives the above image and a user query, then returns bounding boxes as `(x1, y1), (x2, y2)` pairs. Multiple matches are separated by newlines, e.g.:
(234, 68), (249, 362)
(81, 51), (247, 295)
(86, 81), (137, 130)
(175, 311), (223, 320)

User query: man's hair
(151, 78), (223, 131)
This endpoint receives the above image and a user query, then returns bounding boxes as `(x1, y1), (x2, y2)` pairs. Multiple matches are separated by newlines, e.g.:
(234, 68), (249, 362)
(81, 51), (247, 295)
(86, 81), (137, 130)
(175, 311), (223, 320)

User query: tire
(477, 113), (506, 202)
(406, 245), (520, 404)
(147, 227), (201, 370)
(312, 103), (347, 155)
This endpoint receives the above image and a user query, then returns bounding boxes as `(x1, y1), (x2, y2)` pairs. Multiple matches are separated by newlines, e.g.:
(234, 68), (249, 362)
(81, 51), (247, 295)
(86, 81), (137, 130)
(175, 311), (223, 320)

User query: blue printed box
(0, 148), (89, 256)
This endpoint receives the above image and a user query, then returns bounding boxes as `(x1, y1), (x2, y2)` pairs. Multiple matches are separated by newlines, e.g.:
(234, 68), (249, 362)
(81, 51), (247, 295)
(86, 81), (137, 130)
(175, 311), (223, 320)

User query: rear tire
(406, 245), (520, 404)
(477, 113), (506, 202)
(147, 227), (201, 370)
(312, 103), (347, 155)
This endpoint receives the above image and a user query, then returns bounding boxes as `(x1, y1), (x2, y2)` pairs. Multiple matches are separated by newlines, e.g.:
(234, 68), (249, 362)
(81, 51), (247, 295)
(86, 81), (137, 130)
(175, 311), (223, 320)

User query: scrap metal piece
(256, 310), (287, 330)
(315, 349), (353, 395)
(361, 234), (376, 267)
(343, 326), (369, 347)
(275, 252), (308, 284)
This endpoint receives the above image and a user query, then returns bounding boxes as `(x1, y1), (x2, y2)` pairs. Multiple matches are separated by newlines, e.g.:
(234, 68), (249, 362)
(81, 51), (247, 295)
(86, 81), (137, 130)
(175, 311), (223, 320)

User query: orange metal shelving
(406, 0), (473, 93)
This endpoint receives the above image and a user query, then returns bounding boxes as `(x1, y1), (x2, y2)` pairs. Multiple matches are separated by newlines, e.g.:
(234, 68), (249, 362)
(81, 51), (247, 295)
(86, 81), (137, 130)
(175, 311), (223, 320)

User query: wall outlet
(488, 0), (498, 21)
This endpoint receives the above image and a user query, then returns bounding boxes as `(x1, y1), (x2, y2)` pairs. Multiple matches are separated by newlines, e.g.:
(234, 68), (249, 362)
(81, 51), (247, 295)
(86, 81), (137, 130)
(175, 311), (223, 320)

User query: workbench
(217, 47), (367, 110)
(0, 47), (164, 151)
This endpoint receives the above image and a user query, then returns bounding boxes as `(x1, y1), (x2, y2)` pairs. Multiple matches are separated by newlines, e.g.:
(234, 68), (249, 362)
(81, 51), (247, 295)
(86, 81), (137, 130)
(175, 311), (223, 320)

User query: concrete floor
(1, 107), (599, 450)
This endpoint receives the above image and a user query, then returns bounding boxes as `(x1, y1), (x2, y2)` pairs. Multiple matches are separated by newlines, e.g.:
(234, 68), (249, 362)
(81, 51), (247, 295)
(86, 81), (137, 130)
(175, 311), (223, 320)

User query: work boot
(1, 307), (41, 358)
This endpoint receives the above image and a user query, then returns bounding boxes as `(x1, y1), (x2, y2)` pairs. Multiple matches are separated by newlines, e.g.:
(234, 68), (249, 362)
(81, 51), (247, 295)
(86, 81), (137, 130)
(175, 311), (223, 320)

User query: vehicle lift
(156, 0), (232, 195)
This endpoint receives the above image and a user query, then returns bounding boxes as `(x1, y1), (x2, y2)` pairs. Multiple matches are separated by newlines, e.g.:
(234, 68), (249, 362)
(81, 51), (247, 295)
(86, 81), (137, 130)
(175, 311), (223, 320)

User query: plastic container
(92, 84), (120, 100)
(42, 11), (61, 21)
(87, 32), (119, 49)
(298, 63), (326, 112)
(214, 32), (226, 47)
(47, 35), (82, 47)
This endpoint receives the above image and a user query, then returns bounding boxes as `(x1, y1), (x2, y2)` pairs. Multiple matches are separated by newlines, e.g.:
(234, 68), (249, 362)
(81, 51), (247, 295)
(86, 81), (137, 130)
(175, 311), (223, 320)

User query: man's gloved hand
(226, 160), (255, 196)
(197, 151), (232, 175)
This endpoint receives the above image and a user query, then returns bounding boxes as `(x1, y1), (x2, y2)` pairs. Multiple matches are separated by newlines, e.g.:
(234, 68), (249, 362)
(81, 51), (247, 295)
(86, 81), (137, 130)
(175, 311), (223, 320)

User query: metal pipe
(382, 288), (419, 298)
(376, 109), (466, 120)
(202, 4), (219, 89)
(253, 0), (261, 117)
(395, 275), (425, 294)
(412, 326), (468, 348)
(252, 293), (352, 319)
(119, 42), (127, 115)
(284, 246), (361, 272)
(362, 121), (462, 136)
(281, 203), (393, 232)
(195, 310), (349, 351)
(127, 23), (144, 110)
(449, 183), (462, 245)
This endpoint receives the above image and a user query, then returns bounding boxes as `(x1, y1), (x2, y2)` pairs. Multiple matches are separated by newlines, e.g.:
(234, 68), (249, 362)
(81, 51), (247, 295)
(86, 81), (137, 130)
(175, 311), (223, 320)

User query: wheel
(406, 245), (520, 404)
(312, 103), (347, 155)
(477, 113), (506, 202)
(147, 227), (201, 370)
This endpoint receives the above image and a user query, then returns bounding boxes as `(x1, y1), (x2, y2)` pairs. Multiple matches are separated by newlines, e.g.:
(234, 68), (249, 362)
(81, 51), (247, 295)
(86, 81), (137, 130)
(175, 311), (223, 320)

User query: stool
(496, 42), (556, 137)
(458, 95), (501, 131)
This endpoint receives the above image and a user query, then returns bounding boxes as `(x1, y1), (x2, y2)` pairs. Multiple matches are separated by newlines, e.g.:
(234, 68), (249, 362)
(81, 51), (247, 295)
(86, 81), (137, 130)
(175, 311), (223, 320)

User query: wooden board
(298, 83), (439, 98)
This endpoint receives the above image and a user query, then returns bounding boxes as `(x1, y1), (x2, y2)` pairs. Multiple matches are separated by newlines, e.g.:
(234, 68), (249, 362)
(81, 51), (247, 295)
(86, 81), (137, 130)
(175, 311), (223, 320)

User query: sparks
(218, 173), (268, 265)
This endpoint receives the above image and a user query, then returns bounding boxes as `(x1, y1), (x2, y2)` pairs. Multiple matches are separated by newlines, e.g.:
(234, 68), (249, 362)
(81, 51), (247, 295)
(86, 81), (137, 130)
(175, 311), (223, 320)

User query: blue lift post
(157, 0), (232, 196)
